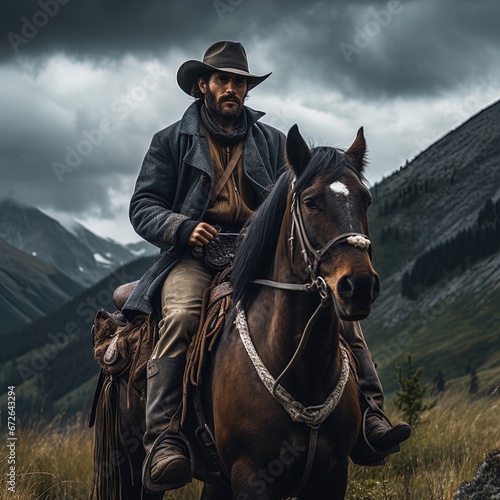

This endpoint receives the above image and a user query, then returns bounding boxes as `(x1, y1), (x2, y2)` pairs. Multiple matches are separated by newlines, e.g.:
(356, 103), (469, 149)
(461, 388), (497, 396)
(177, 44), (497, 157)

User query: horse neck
(259, 206), (344, 405)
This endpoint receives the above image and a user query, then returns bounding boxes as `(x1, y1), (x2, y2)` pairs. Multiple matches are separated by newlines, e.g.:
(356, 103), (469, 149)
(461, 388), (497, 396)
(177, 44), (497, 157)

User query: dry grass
(1, 390), (498, 499)
(0, 414), (93, 499)
(347, 390), (500, 499)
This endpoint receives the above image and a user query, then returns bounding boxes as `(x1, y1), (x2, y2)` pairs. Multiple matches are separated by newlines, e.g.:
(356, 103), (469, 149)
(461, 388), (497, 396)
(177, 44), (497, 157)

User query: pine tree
(394, 354), (434, 426)
(432, 369), (446, 394)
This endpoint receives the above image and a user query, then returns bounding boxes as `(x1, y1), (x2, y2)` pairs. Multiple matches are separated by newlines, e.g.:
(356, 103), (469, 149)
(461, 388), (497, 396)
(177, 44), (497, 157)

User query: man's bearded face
(203, 72), (247, 120)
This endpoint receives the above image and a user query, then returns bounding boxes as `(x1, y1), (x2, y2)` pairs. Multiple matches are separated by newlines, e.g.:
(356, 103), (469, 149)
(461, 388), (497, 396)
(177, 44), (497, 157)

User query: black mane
(231, 146), (365, 307)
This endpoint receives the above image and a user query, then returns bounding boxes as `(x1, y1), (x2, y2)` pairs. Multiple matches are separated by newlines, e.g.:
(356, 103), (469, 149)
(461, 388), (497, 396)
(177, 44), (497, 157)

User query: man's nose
(225, 79), (237, 92)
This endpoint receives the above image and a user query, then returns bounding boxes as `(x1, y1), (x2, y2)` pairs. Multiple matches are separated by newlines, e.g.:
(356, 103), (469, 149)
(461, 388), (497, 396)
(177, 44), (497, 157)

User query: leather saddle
(113, 280), (139, 311)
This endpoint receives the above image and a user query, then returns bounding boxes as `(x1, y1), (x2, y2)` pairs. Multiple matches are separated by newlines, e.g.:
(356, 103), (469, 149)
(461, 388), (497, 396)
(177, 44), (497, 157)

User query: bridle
(289, 176), (372, 286)
(253, 176), (372, 298)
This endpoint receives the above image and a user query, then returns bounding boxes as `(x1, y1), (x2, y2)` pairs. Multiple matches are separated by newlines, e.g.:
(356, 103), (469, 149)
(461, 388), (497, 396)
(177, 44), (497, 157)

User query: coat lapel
(183, 134), (214, 178)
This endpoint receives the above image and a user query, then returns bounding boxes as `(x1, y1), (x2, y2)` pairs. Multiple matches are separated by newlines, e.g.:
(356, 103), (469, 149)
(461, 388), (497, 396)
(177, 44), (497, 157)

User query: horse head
(286, 124), (380, 321)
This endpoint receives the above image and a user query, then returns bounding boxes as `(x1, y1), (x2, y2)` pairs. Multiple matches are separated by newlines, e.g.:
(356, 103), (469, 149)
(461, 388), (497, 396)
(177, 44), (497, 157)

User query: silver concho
(103, 334), (120, 365)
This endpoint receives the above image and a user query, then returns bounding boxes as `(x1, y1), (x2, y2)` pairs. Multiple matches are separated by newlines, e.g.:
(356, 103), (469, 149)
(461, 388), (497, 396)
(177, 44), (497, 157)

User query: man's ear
(197, 76), (207, 95)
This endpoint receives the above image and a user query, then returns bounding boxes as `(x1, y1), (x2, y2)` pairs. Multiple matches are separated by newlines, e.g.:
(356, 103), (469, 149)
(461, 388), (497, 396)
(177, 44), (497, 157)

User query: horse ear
(346, 127), (367, 173)
(286, 124), (311, 176)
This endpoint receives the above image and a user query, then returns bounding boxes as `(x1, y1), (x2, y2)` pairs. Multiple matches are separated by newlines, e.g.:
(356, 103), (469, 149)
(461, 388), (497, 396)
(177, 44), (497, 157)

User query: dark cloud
(2, 0), (500, 98)
(1, 0), (500, 241)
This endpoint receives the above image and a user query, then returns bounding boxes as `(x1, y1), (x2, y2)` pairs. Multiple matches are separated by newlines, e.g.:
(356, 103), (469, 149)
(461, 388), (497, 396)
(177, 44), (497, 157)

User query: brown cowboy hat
(177, 40), (271, 95)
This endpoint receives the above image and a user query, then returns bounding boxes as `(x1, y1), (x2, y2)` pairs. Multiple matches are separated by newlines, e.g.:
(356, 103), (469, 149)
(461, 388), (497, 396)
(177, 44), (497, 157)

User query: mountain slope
(0, 240), (84, 335)
(370, 99), (500, 278)
(0, 255), (155, 418)
(0, 199), (157, 287)
(362, 100), (500, 392)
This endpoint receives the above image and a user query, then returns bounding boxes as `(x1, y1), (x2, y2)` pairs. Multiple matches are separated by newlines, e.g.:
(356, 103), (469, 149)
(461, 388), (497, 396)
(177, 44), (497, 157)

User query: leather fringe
(89, 377), (122, 500)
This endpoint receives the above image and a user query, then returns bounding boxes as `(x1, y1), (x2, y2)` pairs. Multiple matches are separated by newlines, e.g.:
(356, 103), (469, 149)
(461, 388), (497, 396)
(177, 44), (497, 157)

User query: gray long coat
(123, 102), (286, 318)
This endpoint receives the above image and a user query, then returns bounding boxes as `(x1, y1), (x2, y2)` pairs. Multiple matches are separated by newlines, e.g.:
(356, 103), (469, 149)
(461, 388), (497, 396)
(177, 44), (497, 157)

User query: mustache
(219, 95), (241, 104)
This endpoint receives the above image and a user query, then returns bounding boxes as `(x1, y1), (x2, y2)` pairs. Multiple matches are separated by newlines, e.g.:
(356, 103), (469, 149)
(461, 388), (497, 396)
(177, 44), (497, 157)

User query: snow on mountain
(0, 199), (157, 287)
(93, 252), (114, 266)
(0, 239), (84, 335)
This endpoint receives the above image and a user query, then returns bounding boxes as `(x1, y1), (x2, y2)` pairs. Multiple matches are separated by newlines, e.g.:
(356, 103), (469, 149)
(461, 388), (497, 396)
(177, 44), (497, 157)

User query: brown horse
(196, 124), (379, 499)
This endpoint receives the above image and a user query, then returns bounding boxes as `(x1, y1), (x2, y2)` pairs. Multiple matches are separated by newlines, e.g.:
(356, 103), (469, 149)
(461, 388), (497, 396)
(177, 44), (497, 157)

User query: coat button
(200, 173), (209, 184)
(188, 209), (196, 217)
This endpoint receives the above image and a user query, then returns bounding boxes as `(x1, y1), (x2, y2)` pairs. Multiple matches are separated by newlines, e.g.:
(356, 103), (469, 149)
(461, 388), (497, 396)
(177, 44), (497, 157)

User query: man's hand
(188, 222), (218, 247)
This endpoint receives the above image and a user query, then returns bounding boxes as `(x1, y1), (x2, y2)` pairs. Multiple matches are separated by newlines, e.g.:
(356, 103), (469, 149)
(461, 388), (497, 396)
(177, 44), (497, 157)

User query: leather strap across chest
(209, 141), (244, 205)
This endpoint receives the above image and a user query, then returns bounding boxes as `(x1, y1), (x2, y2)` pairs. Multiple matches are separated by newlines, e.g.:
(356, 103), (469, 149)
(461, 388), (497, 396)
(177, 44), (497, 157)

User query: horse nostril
(337, 274), (380, 303)
(337, 275), (354, 300)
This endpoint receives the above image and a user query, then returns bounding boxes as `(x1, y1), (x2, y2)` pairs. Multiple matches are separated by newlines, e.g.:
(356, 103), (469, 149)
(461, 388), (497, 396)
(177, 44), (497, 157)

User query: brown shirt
(204, 129), (256, 226)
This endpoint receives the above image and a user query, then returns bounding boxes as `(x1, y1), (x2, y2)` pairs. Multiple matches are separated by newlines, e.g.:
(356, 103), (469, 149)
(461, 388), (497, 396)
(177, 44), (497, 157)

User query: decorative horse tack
(235, 303), (351, 428)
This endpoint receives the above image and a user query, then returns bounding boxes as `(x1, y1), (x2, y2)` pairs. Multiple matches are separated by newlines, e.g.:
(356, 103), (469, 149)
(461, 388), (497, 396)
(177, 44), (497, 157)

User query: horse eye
(303, 198), (318, 211)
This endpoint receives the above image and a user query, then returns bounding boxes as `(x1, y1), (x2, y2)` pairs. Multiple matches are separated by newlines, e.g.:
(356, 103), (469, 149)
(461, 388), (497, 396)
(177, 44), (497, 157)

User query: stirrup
(351, 398), (402, 466)
(142, 429), (194, 493)
(362, 403), (402, 454)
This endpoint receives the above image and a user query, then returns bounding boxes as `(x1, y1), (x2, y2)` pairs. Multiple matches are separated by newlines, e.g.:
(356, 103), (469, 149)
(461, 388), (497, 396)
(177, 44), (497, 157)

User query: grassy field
(1, 390), (498, 499)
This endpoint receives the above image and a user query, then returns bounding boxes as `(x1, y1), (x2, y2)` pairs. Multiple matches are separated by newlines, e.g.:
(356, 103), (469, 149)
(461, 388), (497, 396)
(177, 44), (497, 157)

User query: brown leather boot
(142, 358), (192, 492)
(364, 413), (411, 450)
(351, 348), (411, 465)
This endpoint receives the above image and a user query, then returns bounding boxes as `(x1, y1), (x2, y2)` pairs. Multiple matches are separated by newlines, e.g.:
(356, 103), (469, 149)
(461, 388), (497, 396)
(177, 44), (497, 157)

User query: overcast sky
(1, 0), (500, 243)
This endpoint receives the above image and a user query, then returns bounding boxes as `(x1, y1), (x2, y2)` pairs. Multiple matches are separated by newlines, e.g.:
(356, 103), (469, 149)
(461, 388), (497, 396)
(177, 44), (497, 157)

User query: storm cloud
(2, 0), (500, 242)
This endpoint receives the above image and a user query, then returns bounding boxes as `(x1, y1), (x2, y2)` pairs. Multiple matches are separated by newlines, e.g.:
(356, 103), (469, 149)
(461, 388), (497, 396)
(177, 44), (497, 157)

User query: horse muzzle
(332, 272), (380, 320)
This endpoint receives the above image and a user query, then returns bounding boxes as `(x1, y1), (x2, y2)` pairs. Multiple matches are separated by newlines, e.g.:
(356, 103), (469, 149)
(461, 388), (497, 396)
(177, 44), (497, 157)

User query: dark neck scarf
(200, 104), (247, 146)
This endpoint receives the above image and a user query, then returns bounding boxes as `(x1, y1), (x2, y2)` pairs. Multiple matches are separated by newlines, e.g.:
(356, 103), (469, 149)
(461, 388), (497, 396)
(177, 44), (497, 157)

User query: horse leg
(201, 483), (233, 500)
(230, 458), (284, 500)
(302, 458), (350, 500)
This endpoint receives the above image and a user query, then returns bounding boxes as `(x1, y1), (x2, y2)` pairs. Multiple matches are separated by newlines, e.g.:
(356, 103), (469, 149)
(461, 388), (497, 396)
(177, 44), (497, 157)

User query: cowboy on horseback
(123, 40), (411, 493)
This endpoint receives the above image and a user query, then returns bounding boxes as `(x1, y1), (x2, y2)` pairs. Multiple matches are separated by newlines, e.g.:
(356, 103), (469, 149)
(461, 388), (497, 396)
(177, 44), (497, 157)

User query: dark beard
(204, 88), (243, 120)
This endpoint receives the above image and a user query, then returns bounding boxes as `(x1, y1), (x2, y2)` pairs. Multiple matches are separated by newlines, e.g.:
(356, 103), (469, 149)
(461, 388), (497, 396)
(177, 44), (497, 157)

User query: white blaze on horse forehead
(330, 181), (350, 196)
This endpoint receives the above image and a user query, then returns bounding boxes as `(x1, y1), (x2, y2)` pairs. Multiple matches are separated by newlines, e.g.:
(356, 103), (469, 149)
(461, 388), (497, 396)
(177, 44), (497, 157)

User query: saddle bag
(92, 310), (157, 380)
